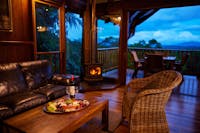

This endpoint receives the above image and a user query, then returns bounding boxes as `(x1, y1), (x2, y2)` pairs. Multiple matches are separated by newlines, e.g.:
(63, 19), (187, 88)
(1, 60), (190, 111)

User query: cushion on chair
(0, 91), (47, 114)
(0, 63), (28, 97)
(33, 84), (66, 100)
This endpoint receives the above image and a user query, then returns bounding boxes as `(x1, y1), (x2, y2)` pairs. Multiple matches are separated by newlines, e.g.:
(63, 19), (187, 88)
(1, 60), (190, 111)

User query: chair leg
(132, 69), (138, 78)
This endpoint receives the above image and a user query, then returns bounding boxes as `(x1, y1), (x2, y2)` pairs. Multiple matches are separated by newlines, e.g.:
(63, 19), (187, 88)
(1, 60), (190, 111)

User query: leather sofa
(0, 60), (74, 119)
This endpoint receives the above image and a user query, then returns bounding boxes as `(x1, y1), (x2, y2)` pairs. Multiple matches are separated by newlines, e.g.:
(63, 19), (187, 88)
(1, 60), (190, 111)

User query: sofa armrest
(51, 74), (80, 86)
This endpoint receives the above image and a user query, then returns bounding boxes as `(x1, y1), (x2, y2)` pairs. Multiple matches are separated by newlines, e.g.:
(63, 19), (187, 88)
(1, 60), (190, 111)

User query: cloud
(128, 30), (200, 45)
(129, 5), (200, 46)
(97, 20), (120, 38)
(146, 5), (200, 23)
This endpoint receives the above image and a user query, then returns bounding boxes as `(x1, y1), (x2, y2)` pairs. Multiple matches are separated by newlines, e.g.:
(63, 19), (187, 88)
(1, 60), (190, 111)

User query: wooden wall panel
(0, 0), (33, 63)
(0, 41), (33, 63)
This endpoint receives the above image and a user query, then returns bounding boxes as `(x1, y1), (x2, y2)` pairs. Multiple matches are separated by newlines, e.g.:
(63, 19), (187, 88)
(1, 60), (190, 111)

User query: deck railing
(40, 48), (200, 76)
(97, 47), (200, 76)
(97, 47), (119, 72)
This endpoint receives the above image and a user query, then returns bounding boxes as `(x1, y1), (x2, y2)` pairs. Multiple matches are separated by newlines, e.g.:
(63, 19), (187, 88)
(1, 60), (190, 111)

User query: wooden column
(83, 0), (96, 64)
(83, 0), (91, 64)
(119, 9), (129, 85)
(59, 3), (66, 73)
(91, 0), (97, 64)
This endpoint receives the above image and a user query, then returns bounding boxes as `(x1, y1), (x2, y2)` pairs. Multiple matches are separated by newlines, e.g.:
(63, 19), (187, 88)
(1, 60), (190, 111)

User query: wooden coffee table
(3, 93), (109, 133)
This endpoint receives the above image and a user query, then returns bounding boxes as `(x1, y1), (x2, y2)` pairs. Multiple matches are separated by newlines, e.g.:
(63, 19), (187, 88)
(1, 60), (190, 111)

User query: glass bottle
(69, 75), (76, 98)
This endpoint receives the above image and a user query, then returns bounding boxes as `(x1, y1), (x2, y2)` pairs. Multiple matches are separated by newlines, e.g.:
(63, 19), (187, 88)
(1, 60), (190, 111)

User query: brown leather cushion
(0, 91), (47, 114)
(0, 104), (14, 119)
(34, 84), (66, 100)
(20, 60), (53, 89)
(0, 63), (28, 97)
(40, 60), (53, 80)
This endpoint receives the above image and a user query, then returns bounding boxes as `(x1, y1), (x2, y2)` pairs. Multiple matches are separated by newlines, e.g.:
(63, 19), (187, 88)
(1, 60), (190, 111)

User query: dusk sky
(97, 5), (200, 46)
(68, 5), (200, 46)
(128, 5), (200, 46)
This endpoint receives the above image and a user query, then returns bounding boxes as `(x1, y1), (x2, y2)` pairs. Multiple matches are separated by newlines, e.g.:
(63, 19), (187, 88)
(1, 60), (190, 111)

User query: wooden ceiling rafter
(122, 0), (200, 10)
(96, 1), (121, 17)
(128, 9), (159, 38)
(96, 0), (121, 24)
(65, 0), (87, 13)
(96, 0), (200, 17)
(96, 0), (200, 33)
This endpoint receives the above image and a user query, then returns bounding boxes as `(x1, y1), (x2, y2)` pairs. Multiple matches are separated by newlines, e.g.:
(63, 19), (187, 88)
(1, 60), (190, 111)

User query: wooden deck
(126, 69), (200, 97)
(76, 69), (200, 133)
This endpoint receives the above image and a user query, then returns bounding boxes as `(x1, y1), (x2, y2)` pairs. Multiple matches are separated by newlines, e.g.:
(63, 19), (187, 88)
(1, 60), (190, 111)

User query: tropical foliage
(65, 12), (83, 75)
(66, 39), (82, 75)
(129, 39), (162, 48)
(36, 3), (83, 74)
(36, 3), (59, 52)
(127, 39), (162, 69)
(98, 37), (119, 48)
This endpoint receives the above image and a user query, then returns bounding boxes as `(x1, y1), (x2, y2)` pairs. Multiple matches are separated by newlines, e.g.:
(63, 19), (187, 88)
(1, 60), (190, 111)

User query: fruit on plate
(65, 98), (73, 104)
(45, 98), (90, 113)
(46, 102), (57, 112)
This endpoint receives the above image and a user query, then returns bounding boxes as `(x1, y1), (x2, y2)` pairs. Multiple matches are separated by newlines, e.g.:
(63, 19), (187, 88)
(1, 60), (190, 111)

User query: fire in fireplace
(84, 63), (103, 81)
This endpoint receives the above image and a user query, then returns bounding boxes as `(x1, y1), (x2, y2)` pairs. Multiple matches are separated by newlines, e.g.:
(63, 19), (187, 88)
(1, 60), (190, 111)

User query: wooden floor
(76, 69), (200, 133)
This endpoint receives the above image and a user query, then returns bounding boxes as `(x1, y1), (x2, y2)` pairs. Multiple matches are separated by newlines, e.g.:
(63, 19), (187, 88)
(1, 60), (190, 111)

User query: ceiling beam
(65, 0), (86, 13)
(96, 0), (200, 17)
(96, 2), (121, 17)
(122, 0), (200, 10)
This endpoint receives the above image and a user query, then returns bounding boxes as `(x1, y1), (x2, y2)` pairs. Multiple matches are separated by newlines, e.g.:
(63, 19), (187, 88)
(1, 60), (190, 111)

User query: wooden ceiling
(63, 0), (200, 25)
(96, 0), (200, 16)
(95, 0), (200, 36)
(63, 0), (200, 15)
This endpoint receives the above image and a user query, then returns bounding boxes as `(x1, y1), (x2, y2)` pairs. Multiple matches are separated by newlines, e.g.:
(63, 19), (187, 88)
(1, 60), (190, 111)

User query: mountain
(163, 41), (200, 50)
(98, 37), (119, 48)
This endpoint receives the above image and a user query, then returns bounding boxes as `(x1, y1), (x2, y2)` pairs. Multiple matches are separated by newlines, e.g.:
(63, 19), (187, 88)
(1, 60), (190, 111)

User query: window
(65, 12), (83, 75)
(97, 19), (120, 79)
(33, 1), (63, 73)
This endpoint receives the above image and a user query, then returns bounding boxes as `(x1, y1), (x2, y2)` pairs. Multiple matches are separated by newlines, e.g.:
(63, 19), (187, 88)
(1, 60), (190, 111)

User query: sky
(68, 5), (200, 46)
(128, 5), (200, 46)
(97, 5), (200, 46)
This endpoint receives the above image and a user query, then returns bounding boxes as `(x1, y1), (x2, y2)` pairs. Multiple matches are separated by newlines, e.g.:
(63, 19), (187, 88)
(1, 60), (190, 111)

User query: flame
(96, 67), (101, 75)
(89, 67), (102, 76)
(90, 69), (96, 75)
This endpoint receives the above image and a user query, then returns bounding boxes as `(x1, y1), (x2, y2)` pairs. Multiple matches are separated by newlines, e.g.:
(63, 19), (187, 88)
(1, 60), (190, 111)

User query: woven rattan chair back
(122, 70), (182, 133)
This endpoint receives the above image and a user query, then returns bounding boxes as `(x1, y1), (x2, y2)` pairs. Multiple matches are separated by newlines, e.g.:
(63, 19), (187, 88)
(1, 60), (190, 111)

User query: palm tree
(65, 12), (83, 75)
(65, 12), (82, 28)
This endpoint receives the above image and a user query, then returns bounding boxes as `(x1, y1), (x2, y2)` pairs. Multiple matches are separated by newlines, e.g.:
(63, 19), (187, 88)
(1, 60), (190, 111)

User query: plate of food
(44, 98), (90, 113)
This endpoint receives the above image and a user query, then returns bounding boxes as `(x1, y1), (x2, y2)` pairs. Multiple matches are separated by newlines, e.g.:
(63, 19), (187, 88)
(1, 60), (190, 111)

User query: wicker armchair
(121, 70), (182, 133)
